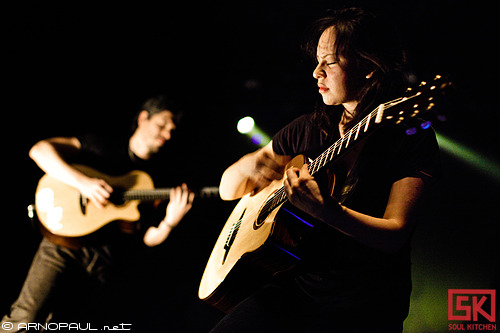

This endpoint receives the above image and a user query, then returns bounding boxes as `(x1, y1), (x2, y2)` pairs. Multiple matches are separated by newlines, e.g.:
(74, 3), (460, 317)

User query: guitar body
(199, 75), (451, 312)
(199, 155), (320, 312)
(35, 164), (154, 238)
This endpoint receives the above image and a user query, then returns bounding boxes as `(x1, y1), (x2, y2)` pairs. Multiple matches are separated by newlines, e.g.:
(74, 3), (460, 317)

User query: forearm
(219, 158), (252, 201)
(220, 142), (291, 201)
(289, 175), (424, 253)
(317, 199), (411, 253)
(143, 219), (175, 247)
(143, 184), (194, 246)
(29, 138), (86, 188)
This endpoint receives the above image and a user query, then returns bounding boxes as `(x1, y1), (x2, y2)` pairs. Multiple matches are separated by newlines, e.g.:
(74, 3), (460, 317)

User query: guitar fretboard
(123, 187), (219, 201)
(260, 78), (443, 217)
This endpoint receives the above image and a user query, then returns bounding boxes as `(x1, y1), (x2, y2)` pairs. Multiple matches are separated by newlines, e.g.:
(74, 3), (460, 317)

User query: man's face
(137, 110), (176, 154)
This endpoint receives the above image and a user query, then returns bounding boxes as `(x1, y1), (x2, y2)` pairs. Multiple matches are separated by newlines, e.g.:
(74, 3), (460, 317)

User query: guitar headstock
(379, 75), (452, 127)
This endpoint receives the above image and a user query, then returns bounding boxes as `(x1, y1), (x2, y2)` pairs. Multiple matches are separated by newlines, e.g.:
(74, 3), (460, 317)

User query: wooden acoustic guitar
(35, 164), (219, 242)
(198, 75), (452, 312)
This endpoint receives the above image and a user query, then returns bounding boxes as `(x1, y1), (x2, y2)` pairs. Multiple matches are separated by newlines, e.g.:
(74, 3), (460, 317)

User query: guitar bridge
(222, 209), (245, 265)
(80, 194), (88, 215)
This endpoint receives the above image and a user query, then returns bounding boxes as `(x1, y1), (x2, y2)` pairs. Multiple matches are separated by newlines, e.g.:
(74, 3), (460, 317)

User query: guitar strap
(329, 141), (366, 205)
(337, 166), (360, 204)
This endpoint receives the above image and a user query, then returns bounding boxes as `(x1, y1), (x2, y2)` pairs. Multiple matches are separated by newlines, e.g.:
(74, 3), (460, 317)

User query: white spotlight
(237, 116), (255, 134)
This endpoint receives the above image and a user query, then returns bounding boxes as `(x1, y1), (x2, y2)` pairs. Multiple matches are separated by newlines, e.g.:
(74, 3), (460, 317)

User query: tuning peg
(420, 120), (432, 130)
(419, 81), (427, 87)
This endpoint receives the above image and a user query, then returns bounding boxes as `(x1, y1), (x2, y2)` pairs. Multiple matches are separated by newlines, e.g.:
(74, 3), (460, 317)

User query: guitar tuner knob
(420, 121), (432, 130)
(405, 127), (417, 136)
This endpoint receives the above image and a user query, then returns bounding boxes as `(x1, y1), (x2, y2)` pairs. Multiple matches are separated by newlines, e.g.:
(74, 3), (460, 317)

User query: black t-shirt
(272, 112), (441, 313)
(71, 132), (166, 248)
(77, 132), (151, 176)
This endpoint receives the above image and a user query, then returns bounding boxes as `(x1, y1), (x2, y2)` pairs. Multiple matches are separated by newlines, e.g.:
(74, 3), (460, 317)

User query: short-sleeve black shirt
(71, 132), (166, 248)
(272, 112), (441, 314)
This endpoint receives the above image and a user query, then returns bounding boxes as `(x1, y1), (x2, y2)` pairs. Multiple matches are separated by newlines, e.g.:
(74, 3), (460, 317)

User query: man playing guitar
(1, 95), (195, 331)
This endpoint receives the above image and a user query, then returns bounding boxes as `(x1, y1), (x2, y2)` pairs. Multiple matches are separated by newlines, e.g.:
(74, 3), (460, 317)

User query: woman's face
(313, 26), (358, 111)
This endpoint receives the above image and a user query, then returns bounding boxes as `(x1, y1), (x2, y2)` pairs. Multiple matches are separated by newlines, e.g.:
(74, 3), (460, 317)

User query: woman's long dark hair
(305, 8), (408, 135)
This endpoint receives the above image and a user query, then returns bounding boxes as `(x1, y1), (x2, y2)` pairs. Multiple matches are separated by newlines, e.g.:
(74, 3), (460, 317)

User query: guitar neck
(308, 103), (384, 176)
(261, 107), (386, 216)
(265, 95), (431, 211)
(123, 187), (219, 201)
(251, 75), (450, 218)
(270, 104), (386, 202)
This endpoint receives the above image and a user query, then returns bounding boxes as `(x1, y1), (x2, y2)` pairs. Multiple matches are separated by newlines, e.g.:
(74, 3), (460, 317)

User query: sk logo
(448, 289), (496, 322)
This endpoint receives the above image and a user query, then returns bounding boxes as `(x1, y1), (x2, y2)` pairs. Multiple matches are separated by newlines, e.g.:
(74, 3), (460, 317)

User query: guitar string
(225, 98), (404, 233)
(223, 82), (442, 235)
(123, 187), (219, 201)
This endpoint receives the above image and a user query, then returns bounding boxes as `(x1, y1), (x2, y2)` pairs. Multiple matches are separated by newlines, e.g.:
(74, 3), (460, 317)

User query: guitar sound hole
(253, 204), (271, 230)
(109, 190), (126, 205)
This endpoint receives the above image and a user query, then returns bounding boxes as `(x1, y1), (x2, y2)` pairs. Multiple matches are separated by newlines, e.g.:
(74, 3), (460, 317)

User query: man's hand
(78, 177), (114, 209)
(143, 183), (194, 247)
(164, 183), (195, 228)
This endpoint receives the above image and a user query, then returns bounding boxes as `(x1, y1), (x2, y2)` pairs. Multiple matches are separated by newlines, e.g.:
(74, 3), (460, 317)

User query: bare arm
(143, 183), (194, 247)
(29, 137), (113, 208)
(219, 141), (292, 201)
(285, 164), (425, 253)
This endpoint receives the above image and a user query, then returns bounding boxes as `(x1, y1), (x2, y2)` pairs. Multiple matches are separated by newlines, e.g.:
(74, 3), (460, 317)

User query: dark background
(2, 1), (498, 332)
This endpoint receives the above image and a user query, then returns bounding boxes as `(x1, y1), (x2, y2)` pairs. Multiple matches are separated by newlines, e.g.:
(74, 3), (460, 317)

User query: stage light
(237, 116), (271, 147)
(237, 116), (255, 134)
(251, 133), (264, 145)
(436, 132), (500, 182)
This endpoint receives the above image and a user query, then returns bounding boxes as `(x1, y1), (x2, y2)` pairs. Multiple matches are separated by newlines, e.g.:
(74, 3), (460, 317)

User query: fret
(123, 187), (218, 201)
(375, 104), (384, 123)
(332, 142), (340, 161)
(253, 75), (448, 246)
(299, 76), (448, 196)
(320, 151), (329, 168)
(308, 160), (316, 174)
(327, 145), (335, 163)
(314, 155), (322, 173)
(124, 190), (170, 201)
(354, 123), (361, 140)
(337, 136), (344, 155)
(319, 150), (327, 170)
(345, 128), (353, 147)
(364, 112), (371, 132)
(309, 156), (319, 174)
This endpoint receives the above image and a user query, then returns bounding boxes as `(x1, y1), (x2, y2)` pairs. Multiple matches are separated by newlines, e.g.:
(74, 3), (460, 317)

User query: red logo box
(448, 289), (496, 322)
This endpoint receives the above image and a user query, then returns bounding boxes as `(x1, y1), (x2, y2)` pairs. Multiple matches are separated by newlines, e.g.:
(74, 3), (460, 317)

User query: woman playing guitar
(211, 8), (441, 333)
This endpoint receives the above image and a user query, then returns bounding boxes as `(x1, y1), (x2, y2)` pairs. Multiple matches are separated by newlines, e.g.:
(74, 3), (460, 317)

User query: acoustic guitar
(198, 75), (452, 312)
(35, 164), (219, 240)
